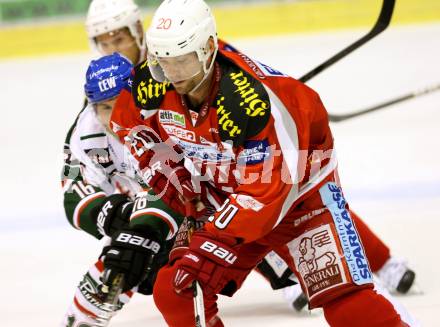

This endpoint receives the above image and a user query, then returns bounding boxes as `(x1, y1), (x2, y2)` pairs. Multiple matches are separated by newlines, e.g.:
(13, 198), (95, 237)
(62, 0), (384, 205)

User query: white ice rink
(0, 23), (439, 326)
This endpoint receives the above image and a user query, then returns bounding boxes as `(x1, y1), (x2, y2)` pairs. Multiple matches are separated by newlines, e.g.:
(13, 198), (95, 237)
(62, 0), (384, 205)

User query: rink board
(1, 0), (440, 59)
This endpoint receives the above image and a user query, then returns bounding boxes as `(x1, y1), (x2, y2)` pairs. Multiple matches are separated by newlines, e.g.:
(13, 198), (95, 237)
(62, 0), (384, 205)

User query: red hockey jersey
(111, 49), (336, 243)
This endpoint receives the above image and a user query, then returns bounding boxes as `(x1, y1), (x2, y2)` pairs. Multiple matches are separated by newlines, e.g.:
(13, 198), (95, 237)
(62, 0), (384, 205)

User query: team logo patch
(288, 224), (346, 299)
(319, 182), (373, 285)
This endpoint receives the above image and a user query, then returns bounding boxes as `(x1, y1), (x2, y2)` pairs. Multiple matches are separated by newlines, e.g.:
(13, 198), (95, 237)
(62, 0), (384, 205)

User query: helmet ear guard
(85, 0), (145, 53)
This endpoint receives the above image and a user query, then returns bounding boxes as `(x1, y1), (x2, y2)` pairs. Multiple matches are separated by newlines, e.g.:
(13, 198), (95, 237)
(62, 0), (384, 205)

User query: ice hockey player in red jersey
(85, 0), (415, 316)
(108, 0), (418, 326)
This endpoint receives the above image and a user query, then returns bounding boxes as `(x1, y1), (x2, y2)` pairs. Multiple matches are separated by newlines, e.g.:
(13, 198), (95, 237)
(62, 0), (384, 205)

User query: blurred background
(1, 0), (440, 59)
(1, 0), (439, 326)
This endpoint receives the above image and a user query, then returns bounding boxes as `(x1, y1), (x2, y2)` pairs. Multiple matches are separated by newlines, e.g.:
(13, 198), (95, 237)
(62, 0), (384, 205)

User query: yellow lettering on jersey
(137, 78), (169, 106)
(216, 96), (242, 137)
(229, 71), (268, 117)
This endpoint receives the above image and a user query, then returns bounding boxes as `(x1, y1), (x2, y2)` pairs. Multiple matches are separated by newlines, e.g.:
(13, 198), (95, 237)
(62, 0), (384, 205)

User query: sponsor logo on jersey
(232, 194), (264, 211)
(294, 208), (326, 227)
(288, 224), (346, 299)
(216, 96), (242, 137)
(229, 70), (269, 117)
(172, 137), (235, 163)
(136, 78), (169, 106)
(163, 125), (195, 142)
(319, 183), (373, 285)
(255, 61), (287, 77)
(159, 110), (186, 127)
(237, 53), (266, 79)
(237, 139), (270, 165)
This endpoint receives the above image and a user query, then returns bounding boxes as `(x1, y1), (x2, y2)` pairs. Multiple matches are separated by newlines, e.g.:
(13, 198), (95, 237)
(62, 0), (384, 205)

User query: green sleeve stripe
(129, 190), (184, 241)
(131, 208), (181, 240)
(73, 192), (106, 229)
(76, 193), (106, 239)
(80, 133), (106, 140)
(64, 187), (105, 239)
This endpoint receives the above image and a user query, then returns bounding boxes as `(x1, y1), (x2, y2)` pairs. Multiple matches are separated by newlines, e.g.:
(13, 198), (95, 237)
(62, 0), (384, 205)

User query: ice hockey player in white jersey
(86, 0), (146, 65)
(60, 53), (185, 326)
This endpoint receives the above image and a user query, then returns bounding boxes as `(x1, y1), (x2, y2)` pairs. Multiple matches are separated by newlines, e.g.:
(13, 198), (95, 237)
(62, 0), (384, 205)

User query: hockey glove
(102, 227), (162, 292)
(92, 194), (133, 237)
(172, 230), (239, 297)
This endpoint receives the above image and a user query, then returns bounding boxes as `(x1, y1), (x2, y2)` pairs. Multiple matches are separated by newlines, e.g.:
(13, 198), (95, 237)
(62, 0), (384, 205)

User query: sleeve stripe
(264, 85), (299, 228)
(72, 192), (106, 229)
(130, 208), (178, 240)
(74, 296), (97, 318)
(265, 85), (337, 228)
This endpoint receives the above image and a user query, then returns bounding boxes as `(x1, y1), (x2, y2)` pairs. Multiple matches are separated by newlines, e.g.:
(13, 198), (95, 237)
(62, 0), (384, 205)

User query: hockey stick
(329, 82), (440, 122)
(193, 279), (206, 327)
(299, 0), (395, 83)
(186, 214), (207, 327)
(95, 273), (124, 327)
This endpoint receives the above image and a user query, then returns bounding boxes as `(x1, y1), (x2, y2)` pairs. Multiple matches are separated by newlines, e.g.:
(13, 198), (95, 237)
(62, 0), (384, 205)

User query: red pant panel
(323, 288), (407, 327)
(350, 211), (391, 272)
(153, 264), (222, 327)
(153, 181), (403, 326)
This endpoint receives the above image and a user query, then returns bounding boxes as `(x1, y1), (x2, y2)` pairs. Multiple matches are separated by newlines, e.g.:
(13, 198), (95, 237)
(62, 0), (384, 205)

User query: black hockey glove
(101, 227), (162, 292)
(92, 194), (133, 237)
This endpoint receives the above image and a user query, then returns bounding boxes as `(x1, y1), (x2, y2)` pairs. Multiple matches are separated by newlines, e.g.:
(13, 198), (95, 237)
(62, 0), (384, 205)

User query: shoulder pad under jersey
(216, 55), (271, 146)
(131, 59), (172, 110)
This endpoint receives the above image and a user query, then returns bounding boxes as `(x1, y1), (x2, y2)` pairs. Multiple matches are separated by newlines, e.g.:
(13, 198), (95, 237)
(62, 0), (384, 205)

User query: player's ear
(208, 36), (215, 54)
(204, 37), (215, 56)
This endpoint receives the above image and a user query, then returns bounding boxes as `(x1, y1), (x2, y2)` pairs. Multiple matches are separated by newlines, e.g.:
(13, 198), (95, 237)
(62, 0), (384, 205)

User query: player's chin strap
(188, 48), (218, 96)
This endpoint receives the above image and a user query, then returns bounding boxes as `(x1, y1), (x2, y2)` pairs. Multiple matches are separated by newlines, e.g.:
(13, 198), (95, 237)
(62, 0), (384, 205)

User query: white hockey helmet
(146, 0), (218, 83)
(86, 0), (144, 50)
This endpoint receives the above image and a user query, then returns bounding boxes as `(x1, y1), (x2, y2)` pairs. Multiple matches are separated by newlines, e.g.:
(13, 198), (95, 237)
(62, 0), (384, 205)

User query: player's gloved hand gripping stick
(95, 273), (125, 327)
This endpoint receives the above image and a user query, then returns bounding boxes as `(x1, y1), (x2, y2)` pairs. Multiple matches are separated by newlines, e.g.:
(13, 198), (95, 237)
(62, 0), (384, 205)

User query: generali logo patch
(289, 224), (346, 299)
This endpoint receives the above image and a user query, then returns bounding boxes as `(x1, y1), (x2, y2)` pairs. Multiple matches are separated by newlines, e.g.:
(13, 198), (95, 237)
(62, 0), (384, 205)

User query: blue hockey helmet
(84, 52), (132, 103)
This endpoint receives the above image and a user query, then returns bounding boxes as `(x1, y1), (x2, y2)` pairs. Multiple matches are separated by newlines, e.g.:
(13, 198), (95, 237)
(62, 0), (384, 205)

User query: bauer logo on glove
(115, 232), (161, 254)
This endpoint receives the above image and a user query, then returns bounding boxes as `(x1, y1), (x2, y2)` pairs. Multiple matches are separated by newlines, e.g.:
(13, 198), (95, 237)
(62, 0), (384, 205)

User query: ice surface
(0, 23), (439, 326)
